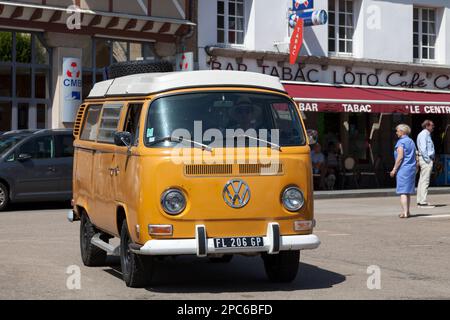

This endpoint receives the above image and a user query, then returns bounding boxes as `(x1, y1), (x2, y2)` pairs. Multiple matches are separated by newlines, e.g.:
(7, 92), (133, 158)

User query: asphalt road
(0, 195), (449, 300)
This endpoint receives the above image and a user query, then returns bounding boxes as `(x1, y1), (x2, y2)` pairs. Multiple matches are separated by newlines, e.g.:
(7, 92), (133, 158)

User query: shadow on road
(102, 255), (345, 293)
(4, 201), (71, 212)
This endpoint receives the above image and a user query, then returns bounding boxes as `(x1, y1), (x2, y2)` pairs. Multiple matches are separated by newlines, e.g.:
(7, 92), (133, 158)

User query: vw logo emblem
(223, 179), (251, 208)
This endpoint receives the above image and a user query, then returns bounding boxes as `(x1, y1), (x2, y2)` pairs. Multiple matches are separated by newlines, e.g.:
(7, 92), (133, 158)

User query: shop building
(0, 0), (195, 130)
(198, 0), (450, 187)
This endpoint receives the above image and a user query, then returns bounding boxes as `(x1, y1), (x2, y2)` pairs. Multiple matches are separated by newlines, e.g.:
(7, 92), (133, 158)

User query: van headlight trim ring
(161, 188), (187, 215)
(282, 186), (305, 212)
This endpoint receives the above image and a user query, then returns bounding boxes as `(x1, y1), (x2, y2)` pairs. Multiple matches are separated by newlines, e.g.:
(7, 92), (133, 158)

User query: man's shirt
(417, 129), (435, 163)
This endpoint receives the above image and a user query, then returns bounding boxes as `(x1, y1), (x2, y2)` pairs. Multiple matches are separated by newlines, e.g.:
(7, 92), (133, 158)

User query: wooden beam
(158, 22), (171, 34)
(88, 15), (102, 27)
(124, 19), (137, 31)
(30, 8), (43, 21)
(10, 7), (24, 19)
(147, 0), (152, 15)
(49, 11), (62, 23)
(106, 17), (119, 28)
(141, 20), (154, 32)
(0, 5), (4, 16)
(109, 0), (113, 12)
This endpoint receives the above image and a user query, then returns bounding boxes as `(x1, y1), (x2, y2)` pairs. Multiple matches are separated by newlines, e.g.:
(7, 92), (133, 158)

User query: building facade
(198, 0), (450, 187)
(0, 0), (195, 130)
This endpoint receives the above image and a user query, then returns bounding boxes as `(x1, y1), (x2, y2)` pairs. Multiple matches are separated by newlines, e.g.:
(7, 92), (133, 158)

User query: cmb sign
(61, 57), (82, 122)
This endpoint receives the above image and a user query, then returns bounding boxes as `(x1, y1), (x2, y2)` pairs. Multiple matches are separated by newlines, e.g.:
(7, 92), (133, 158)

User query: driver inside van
(228, 96), (258, 131)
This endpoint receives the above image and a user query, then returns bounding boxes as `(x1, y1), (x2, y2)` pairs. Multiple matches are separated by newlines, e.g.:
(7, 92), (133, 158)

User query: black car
(0, 129), (74, 211)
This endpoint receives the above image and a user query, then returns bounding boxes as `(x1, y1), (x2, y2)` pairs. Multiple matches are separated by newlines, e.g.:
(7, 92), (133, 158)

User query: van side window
(97, 104), (123, 144)
(55, 135), (74, 158)
(80, 105), (102, 141)
(124, 103), (143, 146)
(18, 135), (54, 159)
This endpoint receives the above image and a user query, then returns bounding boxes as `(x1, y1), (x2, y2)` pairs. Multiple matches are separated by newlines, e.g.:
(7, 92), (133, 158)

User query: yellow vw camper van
(69, 70), (320, 287)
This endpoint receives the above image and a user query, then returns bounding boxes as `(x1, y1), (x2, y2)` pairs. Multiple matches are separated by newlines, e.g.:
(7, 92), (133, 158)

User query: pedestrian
(416, 120), (435, 208)
(390, 124), (417, 219)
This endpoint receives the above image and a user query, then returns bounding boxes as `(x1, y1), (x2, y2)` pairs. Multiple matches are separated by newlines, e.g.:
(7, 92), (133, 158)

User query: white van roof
(87, 70), (286, 98)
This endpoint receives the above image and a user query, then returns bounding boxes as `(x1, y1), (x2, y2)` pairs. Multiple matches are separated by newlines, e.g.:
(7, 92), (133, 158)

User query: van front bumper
(130, 223), (320, 257)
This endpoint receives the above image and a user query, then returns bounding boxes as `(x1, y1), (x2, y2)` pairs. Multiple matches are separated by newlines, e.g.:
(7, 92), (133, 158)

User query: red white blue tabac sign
(293, 0), (314, 11)
(62, 57), (82, 122)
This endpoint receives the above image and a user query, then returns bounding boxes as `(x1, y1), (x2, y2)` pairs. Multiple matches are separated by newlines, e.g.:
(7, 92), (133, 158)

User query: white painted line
(421, 214), (450, 219)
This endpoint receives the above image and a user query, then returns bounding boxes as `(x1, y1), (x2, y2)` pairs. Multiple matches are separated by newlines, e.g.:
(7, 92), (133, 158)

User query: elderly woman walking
(390, 124), (417, 218)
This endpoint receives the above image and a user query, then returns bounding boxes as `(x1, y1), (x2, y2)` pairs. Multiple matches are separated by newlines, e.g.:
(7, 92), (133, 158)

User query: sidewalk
(314, 186), (450, 200)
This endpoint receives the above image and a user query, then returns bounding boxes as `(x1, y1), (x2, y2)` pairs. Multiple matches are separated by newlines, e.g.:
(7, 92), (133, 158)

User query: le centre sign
(210, 58), (450, 91)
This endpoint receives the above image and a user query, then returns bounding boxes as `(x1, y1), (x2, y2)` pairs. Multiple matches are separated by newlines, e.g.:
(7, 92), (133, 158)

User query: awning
(0, 1), (195, 42)
(283, 82), (450, 114)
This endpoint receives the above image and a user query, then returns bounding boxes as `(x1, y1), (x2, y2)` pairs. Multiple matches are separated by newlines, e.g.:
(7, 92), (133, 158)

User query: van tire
(108, 60), (173, 79)
(120, 220), (154, 288)
(0, 182), (10, 211)
(80, 213), (107, 267)
(262, 250), (300, 283)
(209, 255), (233, 263)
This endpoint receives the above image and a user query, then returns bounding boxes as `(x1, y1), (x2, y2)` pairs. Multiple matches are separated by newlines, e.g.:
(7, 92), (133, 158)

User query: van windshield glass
(145, 92), (306, 148)
(0, 135), (28, 155)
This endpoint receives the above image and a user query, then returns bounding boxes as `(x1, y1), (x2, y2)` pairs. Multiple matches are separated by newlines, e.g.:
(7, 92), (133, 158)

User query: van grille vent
(239, 163), (283, 175)
(73, 104), (86, 137)
(184, 164), (233, 176)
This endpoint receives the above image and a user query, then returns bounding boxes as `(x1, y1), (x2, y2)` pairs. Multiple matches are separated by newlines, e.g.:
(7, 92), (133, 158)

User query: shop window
(18, 103), (29, 130)
(35, 36), (50, 65)
(16, 67), (32, 98)
(0, 66), (12, 97)
(15, 33), (32, 64)
(217, 0), (245, 45)
(329, 0), (354, 54)
(113, 41), (128, 63)
(95, 39), (111, 69)
(97, 104), (123, 143)
(0, 102), (12, 132)
(36, 104), (47, 129)
(35, 69), (48, 100)
(413, 7), (436, 61)
(0, 31), (12, 62)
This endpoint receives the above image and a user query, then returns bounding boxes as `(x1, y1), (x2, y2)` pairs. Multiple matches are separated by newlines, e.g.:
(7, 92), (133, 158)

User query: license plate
(214, 236), (264, 249)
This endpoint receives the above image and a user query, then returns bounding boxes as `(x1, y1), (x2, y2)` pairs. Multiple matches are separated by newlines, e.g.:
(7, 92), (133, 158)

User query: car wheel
(108, 60), (173, 79)
(209, 255), (233, 263)
(0, 182), (10, 211)
(262, 250), (300, 283)
(80, 213), (107, 267)
(120, 220), (154, 288)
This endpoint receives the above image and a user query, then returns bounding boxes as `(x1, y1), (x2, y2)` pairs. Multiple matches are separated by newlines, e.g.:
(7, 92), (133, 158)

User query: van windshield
(0, 134), (28, 155)
(145, 92), (306, 148)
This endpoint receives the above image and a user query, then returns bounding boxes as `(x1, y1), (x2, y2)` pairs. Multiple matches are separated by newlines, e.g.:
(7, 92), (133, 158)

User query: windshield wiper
(148, 136), (213, 152)
(235, 134), (282, 152)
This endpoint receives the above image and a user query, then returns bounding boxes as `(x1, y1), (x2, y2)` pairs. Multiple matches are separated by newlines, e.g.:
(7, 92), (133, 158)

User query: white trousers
(417, 158), (433, 204)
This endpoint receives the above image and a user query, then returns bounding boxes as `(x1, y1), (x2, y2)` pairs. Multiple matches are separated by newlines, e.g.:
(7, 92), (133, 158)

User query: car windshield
(145, 92), (306, 148)
(0, 134), (28, 155)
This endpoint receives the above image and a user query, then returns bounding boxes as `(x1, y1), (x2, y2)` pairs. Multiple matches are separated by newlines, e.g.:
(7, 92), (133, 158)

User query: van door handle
(109, 167), (120, 176)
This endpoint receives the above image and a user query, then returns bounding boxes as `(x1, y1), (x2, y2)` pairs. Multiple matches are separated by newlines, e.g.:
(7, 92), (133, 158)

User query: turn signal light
(294, 220), (314, 231)
(148, 225), (173, 236)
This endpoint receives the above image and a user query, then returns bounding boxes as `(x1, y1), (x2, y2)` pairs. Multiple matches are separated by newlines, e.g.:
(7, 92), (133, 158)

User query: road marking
(328, 233), (351, 236)
(421, 214), (450, 219)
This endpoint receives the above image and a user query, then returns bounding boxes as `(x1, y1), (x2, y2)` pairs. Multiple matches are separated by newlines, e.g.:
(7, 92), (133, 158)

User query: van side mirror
(306, 129), (318, 146)
(114, 131), (132, 148)
(17, 153), (32, 161)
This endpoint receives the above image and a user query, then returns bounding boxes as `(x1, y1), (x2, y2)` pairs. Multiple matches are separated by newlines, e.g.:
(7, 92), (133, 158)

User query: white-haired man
(416, 120), (435, 208)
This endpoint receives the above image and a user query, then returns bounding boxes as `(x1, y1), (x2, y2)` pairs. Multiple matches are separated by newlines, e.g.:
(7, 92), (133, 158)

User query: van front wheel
(262, 250), (300, 283)
(120, 221), (154, 288)
(80, 213), (107, 266)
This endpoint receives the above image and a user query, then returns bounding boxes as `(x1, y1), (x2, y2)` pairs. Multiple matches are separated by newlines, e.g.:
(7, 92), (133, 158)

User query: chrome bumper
(130, 223), (320, 257)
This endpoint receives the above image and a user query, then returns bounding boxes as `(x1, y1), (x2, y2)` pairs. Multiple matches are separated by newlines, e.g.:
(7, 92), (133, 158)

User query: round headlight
(161, 189), (186, 215)
(282, 187), (305, 212)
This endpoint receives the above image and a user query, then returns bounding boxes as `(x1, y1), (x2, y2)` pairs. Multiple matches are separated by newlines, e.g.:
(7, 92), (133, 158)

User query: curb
(314, 187), (450, 200)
